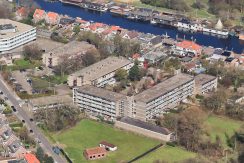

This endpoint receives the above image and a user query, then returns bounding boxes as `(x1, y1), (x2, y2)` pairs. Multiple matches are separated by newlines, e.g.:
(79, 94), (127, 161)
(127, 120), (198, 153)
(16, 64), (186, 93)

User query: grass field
(204, 116), (243, 147)
(52, 119), (159, 163)
(137, 145), (196, 163)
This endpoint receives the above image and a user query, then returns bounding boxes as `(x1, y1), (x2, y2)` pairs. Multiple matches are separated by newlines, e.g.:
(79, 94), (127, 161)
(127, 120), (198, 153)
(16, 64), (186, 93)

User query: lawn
(204, 116), (243, 147)
(52, 119), (160, 163)
(138, 145), (196, 163)
(5, 59), (42, 71)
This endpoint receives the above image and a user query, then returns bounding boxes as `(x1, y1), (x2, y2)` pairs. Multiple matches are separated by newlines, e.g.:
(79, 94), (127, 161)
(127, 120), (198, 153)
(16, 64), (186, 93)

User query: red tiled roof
(100, 141), (116, 148)
(110, 26), (121, 31)
(17, 7), (28, 17)
(85, 147), (107, 155)
(132, 53), (141, 59)
(33, 9), (45, 18)
(24, 153), (40, 163)
(176, 40), (202, 51)
(47, 12), (59, 20)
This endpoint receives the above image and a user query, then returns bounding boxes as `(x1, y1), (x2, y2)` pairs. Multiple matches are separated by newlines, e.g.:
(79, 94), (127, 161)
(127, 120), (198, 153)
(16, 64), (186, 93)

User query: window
(90, 156), (92, 159)
(102, 154), (104, 156)
(98, 155), (100, 157)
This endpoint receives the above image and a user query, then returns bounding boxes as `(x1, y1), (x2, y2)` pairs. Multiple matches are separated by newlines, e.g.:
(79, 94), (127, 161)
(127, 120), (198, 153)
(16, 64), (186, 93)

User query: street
(0, 77), (66, 163)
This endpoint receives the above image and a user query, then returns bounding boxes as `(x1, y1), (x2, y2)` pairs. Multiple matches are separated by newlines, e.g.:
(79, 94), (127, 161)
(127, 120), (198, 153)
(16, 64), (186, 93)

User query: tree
(36, 147), (45, 161)
(0, 1), (12, 19)
(115, 69), (128, 81)
(23, 44), (42, 60)
(128, 62), (141, 81)
(73, 25), (80, 34)
(177, 107), (206, 151)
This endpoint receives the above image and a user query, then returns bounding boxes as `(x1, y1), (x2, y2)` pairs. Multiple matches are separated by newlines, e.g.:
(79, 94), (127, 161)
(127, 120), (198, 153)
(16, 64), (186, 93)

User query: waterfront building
(73, 85), (130, 120)
(174, 40), (202, 57)
(68, 56), (134, 87)
(42, 41), (95, 67)
(33, 9), (46, 23)
(194, 74), (217, 95)
(0, 19), (36, 53)
(45, 12), (60, 25)
(133, 73), (194, 121)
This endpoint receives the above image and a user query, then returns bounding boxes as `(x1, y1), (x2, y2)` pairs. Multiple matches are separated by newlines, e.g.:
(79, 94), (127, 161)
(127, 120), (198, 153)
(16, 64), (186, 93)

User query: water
(34, 0), (244, 54)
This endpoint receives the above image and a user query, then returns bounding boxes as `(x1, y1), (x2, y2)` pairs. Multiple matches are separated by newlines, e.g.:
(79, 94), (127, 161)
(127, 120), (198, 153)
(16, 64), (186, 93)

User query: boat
(150, 19), (157, 25)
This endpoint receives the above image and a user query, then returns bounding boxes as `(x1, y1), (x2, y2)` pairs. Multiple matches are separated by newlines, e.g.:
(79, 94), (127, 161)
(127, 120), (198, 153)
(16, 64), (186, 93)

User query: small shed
(99, 141), (117, 151)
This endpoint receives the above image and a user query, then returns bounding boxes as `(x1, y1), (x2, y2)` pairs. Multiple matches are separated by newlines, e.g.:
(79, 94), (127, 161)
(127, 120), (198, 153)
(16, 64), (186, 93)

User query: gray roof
(118, 117), (171, 135)
(71, 56), (132, 82)
(76, 85), (127, 102)
(144, 51), (167, 62)
(134, 73), (194, 103)
(150, 36), (162, 45)
(195, 74), (216, 86)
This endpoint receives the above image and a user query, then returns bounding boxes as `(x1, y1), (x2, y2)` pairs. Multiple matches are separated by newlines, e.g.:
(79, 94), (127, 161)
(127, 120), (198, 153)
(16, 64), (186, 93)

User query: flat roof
(0, 19), (35, 39)
(71, 56), (132, 82)
(76, 85), (127, 102)
(30, 95), (72, 106)
(46, 41), (95, 57)
(195, 74), (216, 86)
(134, 73), (194, 103)
(118, 117), (171, 135)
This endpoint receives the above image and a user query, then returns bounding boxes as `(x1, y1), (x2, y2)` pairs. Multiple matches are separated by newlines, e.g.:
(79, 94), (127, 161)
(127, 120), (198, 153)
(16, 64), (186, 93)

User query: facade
(73, 85), (130, 120)
(194, 74), (217, 95)
(42, 41), (95, 67)
(133, 73), (194, 121)
(0, 19), (36, 53)
(84, 147), (107, 160)
(68, 56), (134, 87)
(115, 117), (174, 142)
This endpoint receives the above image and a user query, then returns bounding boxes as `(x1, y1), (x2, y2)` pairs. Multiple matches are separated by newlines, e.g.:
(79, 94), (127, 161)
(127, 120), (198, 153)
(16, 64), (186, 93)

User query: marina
(34, 0), (244, 53)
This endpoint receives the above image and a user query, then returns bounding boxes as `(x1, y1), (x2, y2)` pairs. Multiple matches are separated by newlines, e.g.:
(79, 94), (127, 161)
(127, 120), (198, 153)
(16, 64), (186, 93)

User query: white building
(73, 85), (130, 120)
(194, 74), (217, 95)
(0, 19), (36, 53)
(68, 56), (134, 87)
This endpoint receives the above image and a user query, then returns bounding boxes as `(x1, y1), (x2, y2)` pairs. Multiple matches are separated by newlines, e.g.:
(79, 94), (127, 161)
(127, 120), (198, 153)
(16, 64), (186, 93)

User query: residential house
(99, 141), (117, 151)
(59, 17), (75, 27)
(16, 7), (28, 20)
(144, 51), (167, 64)
(174, 40), (202, 57)
(45, 12), (60, 25)
(148, 36), (162, 48)
(24, 153), (40, 163)
(84, 147), (107, 160)
(33, 9), (46, 23)
(121, 30), (139, 40)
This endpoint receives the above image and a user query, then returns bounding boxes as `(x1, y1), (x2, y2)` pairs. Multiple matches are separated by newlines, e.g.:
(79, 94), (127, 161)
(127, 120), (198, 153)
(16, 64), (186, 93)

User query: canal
(34, 0), (244, 53)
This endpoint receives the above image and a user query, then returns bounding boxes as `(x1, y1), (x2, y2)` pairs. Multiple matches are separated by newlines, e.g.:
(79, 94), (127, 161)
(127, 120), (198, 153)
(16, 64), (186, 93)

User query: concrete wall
(115, 121), (171, 142)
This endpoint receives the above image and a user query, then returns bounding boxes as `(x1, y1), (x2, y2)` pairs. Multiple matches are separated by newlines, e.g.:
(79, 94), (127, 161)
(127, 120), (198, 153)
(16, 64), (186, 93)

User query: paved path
(0, 76), (66, 163)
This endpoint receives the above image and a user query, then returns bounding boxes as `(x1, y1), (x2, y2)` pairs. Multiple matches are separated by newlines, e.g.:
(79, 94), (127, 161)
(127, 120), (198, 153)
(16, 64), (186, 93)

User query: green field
(137, 145), (196, 163)
(204, 116), (243, 147)
(53, 120), (159, 163)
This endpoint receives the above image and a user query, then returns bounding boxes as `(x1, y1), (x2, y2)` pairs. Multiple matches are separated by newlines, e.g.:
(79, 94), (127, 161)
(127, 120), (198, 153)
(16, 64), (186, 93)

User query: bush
(3, 107), (12, 115)
(166, 142), (176, 147)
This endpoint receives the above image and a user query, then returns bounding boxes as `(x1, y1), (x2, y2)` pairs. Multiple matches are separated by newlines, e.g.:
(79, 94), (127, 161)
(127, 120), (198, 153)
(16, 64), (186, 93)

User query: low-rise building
(30, 95), (73, 111)
(174, 40), (202, 57)
(144, 51), (167, 64)
(73, 85), (130, 120)
(42, 41), (95, 67)
(133, 73), (194, 121)
(194, 74), (217, 95)
(99, 141), (117, 151)
(115, 117), (174, 142)
(0, 19), (36, 53)
(68, 56), (133, 87)
(33, 9), (46, 23)
(45, 12), (60, 25)
(84, 147), (107, 160)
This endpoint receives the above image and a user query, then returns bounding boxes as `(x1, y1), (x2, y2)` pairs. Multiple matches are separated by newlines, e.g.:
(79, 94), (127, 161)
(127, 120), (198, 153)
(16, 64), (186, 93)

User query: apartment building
(133, 73), (194, 121)
(68, 56), (134, 87)
(42, 41), (95, 67)
(0, 19), (36, 53)
(195, 74), (217, 94)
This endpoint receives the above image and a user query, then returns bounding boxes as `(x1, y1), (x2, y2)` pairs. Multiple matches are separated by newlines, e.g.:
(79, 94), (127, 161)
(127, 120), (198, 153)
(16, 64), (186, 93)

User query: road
(0, 77), (66, 163)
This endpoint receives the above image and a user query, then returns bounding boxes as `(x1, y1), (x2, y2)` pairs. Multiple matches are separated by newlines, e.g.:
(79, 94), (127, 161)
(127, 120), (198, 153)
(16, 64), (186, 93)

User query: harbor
(34, 0), (243, 53)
